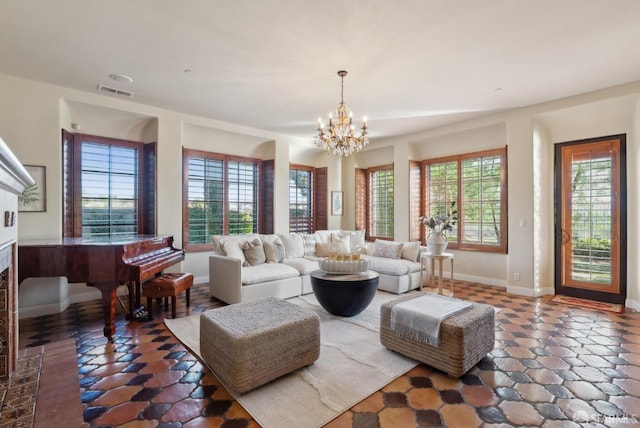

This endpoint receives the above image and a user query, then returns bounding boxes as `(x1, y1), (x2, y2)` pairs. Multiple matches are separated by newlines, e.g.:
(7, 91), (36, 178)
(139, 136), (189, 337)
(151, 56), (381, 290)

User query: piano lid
(19, 234), (175, 247)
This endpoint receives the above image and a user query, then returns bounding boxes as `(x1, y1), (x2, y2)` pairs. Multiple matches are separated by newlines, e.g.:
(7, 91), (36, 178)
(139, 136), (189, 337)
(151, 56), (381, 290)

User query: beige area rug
(165, 292), (419, 428)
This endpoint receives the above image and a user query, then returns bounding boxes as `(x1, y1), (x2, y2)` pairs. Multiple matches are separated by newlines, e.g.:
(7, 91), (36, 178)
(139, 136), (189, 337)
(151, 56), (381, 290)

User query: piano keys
(18, 235), (185, 339)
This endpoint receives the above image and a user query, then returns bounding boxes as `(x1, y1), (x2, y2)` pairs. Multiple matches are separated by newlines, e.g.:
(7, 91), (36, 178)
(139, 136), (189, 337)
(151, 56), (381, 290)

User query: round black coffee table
(310, 270), (379, 317)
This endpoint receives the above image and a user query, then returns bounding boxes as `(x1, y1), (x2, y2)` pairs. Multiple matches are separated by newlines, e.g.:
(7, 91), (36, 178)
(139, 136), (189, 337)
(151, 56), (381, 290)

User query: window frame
(422, 147), (508, 254)
(182, 148), (262, 252)
(66, 133), (146, 238)
(289, 163), (315, 233)
(367, 164), (394, 241)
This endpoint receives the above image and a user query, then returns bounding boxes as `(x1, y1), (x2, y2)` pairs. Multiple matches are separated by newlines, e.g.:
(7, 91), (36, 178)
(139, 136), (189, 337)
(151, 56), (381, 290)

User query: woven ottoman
(380, 293), (495, 377)
(200, 297), (320, 394)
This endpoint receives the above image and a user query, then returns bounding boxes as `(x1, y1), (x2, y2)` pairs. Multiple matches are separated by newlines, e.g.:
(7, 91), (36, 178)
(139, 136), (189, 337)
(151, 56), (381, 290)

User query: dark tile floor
(17, 281), (640, 427)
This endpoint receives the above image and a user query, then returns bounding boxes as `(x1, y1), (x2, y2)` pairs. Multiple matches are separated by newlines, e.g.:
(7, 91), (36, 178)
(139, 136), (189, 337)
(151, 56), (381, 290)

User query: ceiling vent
(97, 84), (134, 97)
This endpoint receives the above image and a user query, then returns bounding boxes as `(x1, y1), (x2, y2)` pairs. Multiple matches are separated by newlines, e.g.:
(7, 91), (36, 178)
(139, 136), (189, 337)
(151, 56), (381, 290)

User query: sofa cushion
(315, 230), (341, 243)
(372, 239), (404, 259)
(316, 242), (334, 258)
(401, 242), (421, 262)
(215, 234), (261, 262)
(331, 233), (351, 254)
(263, 241), (285, 263)
(241, 263), (300, 285)
(220, 236), (247, 262)
(279, 233), (305, 258)
(242, 239), (266, 266)
(336, 230), (365, 253)
(302, 233), (318, 257)
(283, 257), (320, 275)
(362, 255), (420, 276)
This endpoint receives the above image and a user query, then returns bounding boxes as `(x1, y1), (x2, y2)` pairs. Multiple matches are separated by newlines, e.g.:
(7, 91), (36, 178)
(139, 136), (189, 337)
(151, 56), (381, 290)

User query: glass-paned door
(554, 135), (626, 304)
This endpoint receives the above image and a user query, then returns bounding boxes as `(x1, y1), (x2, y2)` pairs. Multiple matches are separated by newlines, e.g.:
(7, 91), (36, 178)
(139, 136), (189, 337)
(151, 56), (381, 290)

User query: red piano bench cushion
(143, 273), (194, 320)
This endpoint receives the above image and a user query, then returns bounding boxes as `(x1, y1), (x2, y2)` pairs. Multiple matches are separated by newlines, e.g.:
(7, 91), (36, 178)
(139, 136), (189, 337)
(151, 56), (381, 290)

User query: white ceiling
(2, 0), (640, 142)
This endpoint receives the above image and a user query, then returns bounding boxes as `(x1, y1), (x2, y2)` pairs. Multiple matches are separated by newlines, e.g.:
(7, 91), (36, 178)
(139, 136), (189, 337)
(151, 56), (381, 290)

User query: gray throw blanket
(390, 294), (472, 346)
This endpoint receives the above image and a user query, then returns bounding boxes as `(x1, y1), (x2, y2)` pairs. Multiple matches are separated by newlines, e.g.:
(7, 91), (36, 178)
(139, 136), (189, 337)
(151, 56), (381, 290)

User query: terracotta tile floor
(17, 281), (640, 427)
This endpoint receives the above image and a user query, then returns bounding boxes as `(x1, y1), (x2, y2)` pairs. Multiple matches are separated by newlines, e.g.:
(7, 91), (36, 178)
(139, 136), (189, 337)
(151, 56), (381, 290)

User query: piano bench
(142, 273), (194, 320)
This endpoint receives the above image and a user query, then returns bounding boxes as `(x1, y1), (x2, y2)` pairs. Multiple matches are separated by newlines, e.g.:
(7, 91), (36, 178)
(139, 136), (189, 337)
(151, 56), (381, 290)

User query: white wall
(366, 82), (640, 309)
(0, 73), (316, 315)
(3, 71), (640, 314)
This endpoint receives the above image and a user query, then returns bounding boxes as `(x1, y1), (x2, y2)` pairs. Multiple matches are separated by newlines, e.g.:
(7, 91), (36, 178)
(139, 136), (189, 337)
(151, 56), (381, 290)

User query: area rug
(165, 292), (418, 428)
(550, 294), (624, 314)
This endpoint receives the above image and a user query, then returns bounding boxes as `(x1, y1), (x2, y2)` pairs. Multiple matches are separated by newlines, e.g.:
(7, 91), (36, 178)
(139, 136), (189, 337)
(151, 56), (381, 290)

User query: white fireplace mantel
(0, 136), (34, 196)
(0, 134), (33, 381)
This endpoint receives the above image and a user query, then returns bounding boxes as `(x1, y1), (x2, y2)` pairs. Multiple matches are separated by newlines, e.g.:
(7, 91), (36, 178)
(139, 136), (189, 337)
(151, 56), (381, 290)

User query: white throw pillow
(263, 240), (285, 263)
(278, 233), (305, 258)
(302, 233), (318, 257)
(331, 233), (351, 254)
(372, 239), (404, 259)
(220, 236), (246, 262)
(401, 242), (421, 262)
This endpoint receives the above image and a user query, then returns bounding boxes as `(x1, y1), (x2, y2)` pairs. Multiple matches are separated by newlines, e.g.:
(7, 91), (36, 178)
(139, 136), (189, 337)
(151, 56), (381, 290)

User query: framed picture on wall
(331, 191), (343, 216)
(18, 165), (46, 212)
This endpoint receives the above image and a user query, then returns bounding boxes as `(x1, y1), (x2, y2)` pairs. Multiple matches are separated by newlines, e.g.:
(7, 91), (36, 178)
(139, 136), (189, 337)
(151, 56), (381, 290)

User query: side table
(420, 252), (455, 296)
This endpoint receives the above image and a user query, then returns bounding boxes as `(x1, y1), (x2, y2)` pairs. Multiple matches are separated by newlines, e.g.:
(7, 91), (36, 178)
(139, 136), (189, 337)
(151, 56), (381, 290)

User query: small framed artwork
(18, 165), (46, 212)
(331, 191), (343, 216)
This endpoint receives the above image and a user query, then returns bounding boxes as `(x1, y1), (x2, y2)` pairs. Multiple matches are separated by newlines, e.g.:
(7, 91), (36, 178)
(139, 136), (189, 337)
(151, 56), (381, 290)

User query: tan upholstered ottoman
(380, 293), (495, 377)
(200, 297), (320, 394)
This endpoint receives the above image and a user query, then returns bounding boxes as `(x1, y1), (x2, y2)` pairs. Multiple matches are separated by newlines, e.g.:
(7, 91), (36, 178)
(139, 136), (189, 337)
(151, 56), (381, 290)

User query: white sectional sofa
(208, 230), (426, 304)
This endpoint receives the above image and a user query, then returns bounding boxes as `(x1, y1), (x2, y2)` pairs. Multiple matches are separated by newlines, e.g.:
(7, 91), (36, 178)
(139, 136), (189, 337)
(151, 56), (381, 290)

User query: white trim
(19, 285), (130, 319)
(452, 272), (508, 289)
(626, 297), (640, 312)
(507, 284), (554, 297)
(193, 275), (208, 285)
(19, 300), (70, 319)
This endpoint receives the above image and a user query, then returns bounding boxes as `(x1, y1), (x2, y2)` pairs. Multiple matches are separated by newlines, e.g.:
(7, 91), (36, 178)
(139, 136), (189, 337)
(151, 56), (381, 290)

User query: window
(62, 133), (151, 238)
(369, 165), (394, 240)
(81, 142), (139, 237)
(423, 147), (507, 253)
(289, 165), (314, 233)
(183, 149), (260, 251)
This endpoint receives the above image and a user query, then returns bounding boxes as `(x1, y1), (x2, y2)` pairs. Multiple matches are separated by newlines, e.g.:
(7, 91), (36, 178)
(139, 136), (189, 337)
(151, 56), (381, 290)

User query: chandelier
(315, 70), (369, 156)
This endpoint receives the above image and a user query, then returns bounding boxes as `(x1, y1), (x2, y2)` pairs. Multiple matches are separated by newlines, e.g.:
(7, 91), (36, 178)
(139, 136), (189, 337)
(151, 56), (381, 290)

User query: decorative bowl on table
(318, 258), (370, 274)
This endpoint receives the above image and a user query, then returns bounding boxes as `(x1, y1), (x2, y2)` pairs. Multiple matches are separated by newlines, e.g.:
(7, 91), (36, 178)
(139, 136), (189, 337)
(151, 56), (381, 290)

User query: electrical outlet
(513, 273), (520, 281)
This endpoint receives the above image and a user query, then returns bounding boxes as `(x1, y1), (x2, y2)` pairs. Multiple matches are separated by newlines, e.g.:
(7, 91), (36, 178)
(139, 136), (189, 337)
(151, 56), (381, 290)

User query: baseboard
(451, 272), (553, 297)
(193, 275), (208, 285)
(506, 284), (554, 297)
(625, 297), (640, 312)
(19, 286), (129, 319)
(452, 272), (508, 289)
(19, 300), (70, 319)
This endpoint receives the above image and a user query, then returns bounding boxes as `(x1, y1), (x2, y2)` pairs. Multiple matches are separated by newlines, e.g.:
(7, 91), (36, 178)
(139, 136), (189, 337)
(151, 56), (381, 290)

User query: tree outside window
(424, 147), (507, 253)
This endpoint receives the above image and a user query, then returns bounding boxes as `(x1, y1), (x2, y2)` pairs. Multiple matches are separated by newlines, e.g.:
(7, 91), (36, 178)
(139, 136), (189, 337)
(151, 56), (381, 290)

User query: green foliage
(573, 238), (611, 257)
(421, 201), (457, 233)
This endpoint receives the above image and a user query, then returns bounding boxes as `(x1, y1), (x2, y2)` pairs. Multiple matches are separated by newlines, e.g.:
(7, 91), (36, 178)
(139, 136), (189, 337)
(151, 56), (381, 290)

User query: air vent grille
(97, 84), (134, 97)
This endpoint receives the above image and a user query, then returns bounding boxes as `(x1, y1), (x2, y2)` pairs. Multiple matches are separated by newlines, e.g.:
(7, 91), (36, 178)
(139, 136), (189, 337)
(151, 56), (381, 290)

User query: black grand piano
(18, 235), (184, 339)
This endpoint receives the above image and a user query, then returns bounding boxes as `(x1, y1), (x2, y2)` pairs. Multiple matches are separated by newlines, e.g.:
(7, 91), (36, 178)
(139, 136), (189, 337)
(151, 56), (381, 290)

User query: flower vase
(426, 231), (448, 255)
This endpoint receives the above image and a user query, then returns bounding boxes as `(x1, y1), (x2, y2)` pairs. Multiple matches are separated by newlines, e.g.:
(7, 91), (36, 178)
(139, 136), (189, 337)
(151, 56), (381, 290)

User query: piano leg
(90, 282), (118, 339)
(126, 280), (147, 321)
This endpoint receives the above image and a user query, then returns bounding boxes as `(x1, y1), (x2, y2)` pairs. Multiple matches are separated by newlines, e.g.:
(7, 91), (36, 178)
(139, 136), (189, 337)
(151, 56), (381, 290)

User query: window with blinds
(186, 155), (224, 244)
(423, 147), (507, 253)
(79, 140), (142, 238)
(369, 166), (394, 239)
(227, 160), (259, 234)
(289, 166), (314, 233)
(425, 159), (459, 243)
(183, 149), (260, 251)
